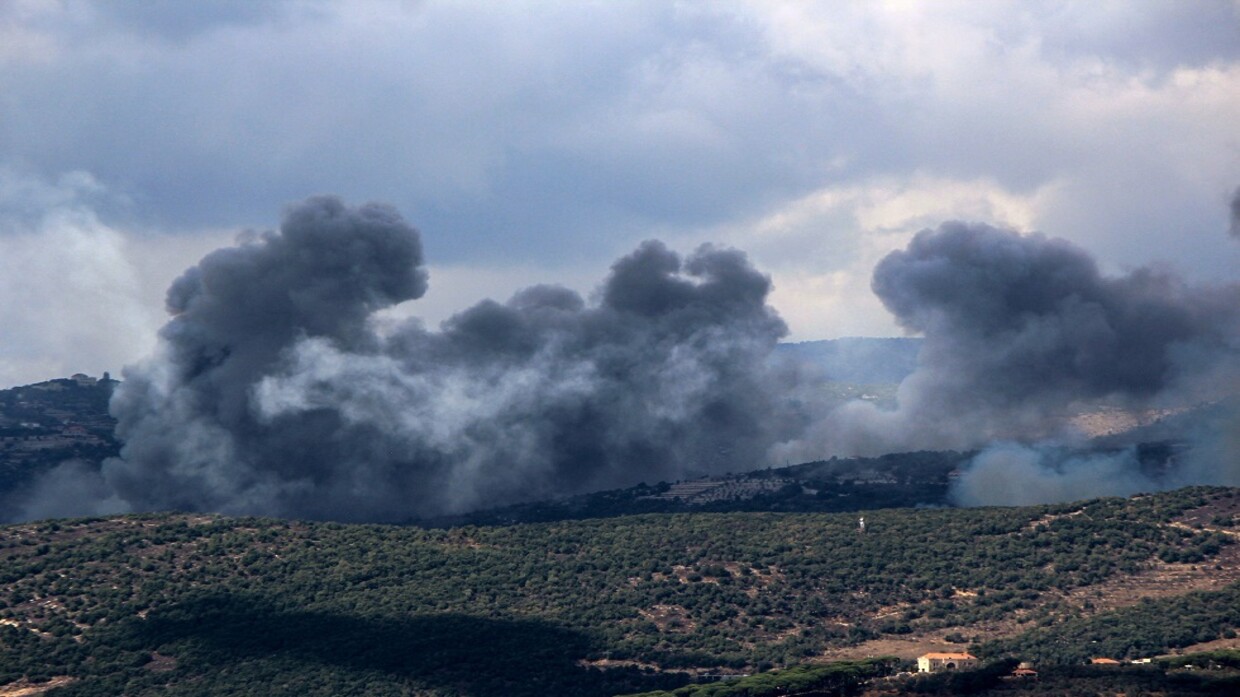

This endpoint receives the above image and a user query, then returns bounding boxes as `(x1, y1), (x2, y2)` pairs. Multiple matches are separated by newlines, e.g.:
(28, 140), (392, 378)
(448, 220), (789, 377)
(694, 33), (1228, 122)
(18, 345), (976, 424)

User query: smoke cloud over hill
(877, 223), (1239, 503)
(9, 197), (1240, 521)
(39, 196), (792, 522)
(769, 219), (1240, 505)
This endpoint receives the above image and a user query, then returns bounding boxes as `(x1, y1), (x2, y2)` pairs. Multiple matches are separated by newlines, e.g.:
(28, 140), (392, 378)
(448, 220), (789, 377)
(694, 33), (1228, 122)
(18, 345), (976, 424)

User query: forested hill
(2, 487), (1239, 696)
(422, 449), (973, 526)
(0, 376), (119, 505)
(422, 446), (1184, 527)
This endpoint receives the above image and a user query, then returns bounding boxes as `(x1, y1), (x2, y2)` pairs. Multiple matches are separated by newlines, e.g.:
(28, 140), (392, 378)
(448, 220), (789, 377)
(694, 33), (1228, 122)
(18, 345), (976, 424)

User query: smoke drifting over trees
(868, 223), (1240, 503)
(9, 198), (1240, 521)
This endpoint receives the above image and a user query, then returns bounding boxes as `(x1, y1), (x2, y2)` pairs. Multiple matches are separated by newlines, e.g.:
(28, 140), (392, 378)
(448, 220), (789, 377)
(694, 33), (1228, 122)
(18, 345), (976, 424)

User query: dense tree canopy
(0, 487), (1236, 695)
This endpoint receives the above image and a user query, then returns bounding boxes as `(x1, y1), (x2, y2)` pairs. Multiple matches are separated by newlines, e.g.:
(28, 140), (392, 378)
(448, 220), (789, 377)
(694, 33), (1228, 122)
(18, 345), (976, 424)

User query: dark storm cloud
(61, 197), (793, 522)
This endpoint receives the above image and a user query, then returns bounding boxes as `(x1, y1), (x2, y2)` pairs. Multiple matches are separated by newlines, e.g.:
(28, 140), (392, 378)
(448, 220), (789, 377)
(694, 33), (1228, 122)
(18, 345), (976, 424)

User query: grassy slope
(0, 487), (1237, 696)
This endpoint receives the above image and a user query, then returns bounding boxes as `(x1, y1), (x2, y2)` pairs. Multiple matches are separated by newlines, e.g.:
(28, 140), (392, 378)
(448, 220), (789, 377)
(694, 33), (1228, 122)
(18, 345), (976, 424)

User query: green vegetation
(906, 661), (1240, 696)
(621, 657), (899, 697)
(1161, 649), (1240, 670)
(630, 652), (1240, 697)
(0, 487), (1236, 695)
(0, 377), (119, 502)
(979, 584), (1240, 664)
(435, 450), (971, 526)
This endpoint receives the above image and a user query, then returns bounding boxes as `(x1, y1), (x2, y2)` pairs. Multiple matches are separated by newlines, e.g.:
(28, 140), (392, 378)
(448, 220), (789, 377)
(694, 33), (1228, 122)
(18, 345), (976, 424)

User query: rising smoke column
(873, 222), (1237, 407)
(96, 197), (791, 522)
(813, 221), (1240, 460)
(818, 221), (1240, 504)
(103, 196), (429, 518)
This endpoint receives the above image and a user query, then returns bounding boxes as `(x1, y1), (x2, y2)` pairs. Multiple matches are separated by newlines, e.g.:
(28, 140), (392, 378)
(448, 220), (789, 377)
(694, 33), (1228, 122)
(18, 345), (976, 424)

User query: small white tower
(858, 516), (866, 534)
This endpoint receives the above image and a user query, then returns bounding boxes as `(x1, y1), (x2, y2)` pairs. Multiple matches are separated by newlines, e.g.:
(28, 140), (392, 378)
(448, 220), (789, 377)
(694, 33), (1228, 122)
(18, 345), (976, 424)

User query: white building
(917, 652), (978, 673)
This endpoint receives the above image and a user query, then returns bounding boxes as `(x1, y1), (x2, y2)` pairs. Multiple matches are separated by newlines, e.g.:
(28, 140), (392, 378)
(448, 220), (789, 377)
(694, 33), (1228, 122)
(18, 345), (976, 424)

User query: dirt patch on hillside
(145, 652), (178, 672)
(1064, 525), (1240, 616)
(818, 637), (970, 662)
(1163, 636), (1240, 656)
(1177, 491), (1240, 530)
(639, 604), (696, 633)
(0, 677), (76, 697)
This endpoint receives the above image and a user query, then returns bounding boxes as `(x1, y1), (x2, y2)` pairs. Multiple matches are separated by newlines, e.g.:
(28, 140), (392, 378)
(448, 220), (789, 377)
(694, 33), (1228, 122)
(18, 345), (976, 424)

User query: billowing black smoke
(875, 222), (1238, 409)
(809, 221), (1240, 504)
(803, 221), (1240, 461)
(86, 196), (791, 521)
(10, 200), (1238, 521)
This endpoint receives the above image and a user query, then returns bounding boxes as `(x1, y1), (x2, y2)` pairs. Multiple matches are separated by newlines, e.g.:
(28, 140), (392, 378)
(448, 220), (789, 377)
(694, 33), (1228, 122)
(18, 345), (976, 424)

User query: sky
(1, 0), (1238, 388)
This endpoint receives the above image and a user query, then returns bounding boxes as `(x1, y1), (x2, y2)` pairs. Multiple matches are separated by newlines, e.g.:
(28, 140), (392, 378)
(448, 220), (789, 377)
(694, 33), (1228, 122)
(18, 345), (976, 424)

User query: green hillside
(0, 376), (119, 507)
(1, 487), (1237, 696)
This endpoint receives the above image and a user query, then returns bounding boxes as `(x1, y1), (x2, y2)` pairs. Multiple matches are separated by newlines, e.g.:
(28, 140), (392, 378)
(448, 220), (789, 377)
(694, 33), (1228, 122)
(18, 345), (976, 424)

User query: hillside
(2, 487), (1238, 696)
(422, 450), (972, 526)
(424, 444), (1187, 526)
(0, 361), (1203, 526)
(0, 376), (119, 506)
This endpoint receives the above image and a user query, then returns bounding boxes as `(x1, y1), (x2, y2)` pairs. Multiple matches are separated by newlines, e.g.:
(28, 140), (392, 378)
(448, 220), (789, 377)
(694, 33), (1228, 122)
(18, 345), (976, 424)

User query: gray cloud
(97, 0), (306, 43)
(1230, 186), (1240, 239)
(1, 1), (1237, 392)
(1031, 1), (1240, 72)
(2, 1), (1235, 283)
(86, 197), (794, 522)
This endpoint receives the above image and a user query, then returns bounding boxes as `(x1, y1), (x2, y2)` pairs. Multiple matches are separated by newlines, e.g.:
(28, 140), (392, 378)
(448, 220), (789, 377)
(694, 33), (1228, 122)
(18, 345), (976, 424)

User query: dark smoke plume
(10, 201), (1239, 522)
(805, 221), (1240, 504)
(79, 196), (792, 522)
(875, 222), (1237, 403)
(804, 221), (1240, 461)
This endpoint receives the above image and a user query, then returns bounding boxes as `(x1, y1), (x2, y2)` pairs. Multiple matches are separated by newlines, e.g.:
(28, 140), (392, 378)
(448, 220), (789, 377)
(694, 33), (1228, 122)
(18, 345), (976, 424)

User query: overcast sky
(1, 0), (1237, 387)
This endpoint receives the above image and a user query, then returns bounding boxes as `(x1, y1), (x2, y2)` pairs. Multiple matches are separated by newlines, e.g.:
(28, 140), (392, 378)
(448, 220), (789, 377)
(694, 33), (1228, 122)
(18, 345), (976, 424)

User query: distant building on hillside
(917, 652), (977, 673)
(1012, 661), (1038, 678)
(1090, 657), (1121, 666)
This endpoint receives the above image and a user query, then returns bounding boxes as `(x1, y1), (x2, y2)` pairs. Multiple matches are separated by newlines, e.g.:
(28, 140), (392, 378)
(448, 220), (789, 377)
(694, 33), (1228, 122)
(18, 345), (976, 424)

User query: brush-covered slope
(1, 487), (1238, 696)
(0, 376), (118, 500)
